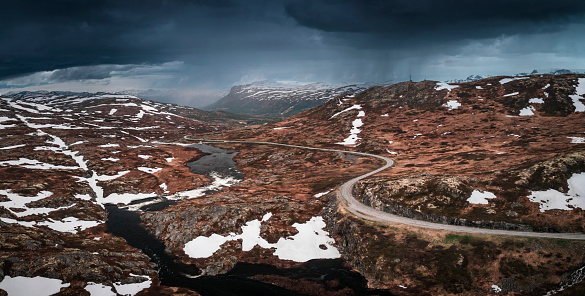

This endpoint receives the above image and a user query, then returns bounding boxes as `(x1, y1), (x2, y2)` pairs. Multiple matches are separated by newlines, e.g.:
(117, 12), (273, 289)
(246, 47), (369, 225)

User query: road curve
(188, 137), (585, 240)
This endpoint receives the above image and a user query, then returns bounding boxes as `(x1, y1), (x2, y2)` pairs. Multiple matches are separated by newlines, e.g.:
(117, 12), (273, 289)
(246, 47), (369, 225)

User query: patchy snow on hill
(0, 158), (79, 170)
(0, 144), (26, 150)
(503, 92), (519, 97)
(337, 118), (363, 146)
(169, 172), (240, 200)
(435, 82), (458, 91)
(137, 167), (162, 174)
(183, 214), (339, 262)
(101, 157), (120, 162)
(519, 106), (535, 116)
(467, 190), (497, 204)
(528, 172), (585, 212)
(272, 216), (340, 262)
(570, 78), (585, 112)
(314, 190), (332, 198)
(568, 137), (585, 143)
(0, 276), (70, 296)
(98, 143), (120, 148)
(330, 104), (362, 119)
(85, 282), (115, 296)
(529, 98), (544, 104)
(113, 275), (152, 296)
(499, 77), (529, 84)
(443, 100), (461, 110)
(37, 217), (102, 234)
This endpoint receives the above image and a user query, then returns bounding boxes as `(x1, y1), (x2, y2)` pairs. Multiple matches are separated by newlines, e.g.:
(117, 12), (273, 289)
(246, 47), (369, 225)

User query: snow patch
(529, 98), (544, 104)
(568, 137), (585, 143)
(503, 92), (519, 97)
(184, 215), (340, 263)
(467, 190), (497, 204)
(569, 78), (585, 112)
(519, 106), (535, 116)
(528, 172), (585, 212)
(0, 144), (26, 150)
(0, 276), (70, 296)
(492, 285), (502, 293)
(101, 157), (120, 162)
(85, 282), (115, 296)
(386, 149), (398, 155)
(435, 82), (458, 91)
(169, 172), (240, 199)
(330, 104), (361, 119)
(443, 100), (461, 110)
(314, 190), (332, 198)
(98, 143), (120, 148)
(336, 118), (363, 146)
(0, 158), (79, 170)
(500, 77), (529, 84)
(37, 217), (101, 233)
(113, 275), (152, 296)
(98, 192), (155, 205)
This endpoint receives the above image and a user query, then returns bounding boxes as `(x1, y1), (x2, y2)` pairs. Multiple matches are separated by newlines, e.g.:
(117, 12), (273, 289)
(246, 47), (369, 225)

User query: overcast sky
(1, 0), (585, 106)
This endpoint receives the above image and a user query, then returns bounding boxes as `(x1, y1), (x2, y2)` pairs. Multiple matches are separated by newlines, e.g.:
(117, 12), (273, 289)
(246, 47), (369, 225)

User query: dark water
(106, 206), (392, 296)
(106, 143), (393, 296)
(130, 144), (244, 212)
(186, 144), (244, 180)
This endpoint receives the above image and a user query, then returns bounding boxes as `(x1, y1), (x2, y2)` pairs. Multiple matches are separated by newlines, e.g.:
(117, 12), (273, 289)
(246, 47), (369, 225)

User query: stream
(106, 144), (393, 295)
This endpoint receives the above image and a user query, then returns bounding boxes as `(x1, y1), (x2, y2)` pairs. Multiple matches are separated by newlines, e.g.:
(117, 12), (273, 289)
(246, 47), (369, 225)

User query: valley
(1, 74), (585, 295)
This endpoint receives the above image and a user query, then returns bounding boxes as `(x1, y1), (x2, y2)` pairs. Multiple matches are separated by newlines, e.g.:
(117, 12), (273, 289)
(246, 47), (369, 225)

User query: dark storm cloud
(0, 0), (278, 79)
(48, 66), (122, 82)
(2, 0), (585, 89)
(285, 0), (585, 42)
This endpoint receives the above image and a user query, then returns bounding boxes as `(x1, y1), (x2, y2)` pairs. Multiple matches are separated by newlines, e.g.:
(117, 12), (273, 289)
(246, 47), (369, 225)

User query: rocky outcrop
(141, 193), (323, 276)
(322, 193), (585, 295)
(516, 151), (585, 191)
(0, 222), (157, 294)
(357, 187), (555, 232)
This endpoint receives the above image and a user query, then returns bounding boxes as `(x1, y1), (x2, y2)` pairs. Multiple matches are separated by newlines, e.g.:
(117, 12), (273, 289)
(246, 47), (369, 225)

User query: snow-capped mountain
(204, 81), (386, 117)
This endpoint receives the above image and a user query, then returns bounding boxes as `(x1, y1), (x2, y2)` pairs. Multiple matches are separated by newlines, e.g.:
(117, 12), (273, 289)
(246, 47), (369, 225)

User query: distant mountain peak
(205, 81), (391, 117)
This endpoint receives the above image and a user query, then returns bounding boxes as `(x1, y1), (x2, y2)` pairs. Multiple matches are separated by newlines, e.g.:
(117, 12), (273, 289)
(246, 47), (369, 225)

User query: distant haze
(2, 0), (585, 106)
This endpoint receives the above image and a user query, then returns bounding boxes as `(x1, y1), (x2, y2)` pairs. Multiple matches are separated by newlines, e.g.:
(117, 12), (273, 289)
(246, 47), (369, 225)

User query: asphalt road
(189, 137), (585, 240)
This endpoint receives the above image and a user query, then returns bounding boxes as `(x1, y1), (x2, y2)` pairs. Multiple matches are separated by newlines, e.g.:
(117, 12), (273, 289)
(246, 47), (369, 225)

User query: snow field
(184, 214), (340, 262)
(528, 172), (585, 212)
(0, 276), (70, 296)
(169, 172), (240, 200)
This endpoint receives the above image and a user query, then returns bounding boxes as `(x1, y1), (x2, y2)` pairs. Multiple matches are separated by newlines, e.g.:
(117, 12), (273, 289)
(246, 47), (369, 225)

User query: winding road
(189, 137), (585, 240)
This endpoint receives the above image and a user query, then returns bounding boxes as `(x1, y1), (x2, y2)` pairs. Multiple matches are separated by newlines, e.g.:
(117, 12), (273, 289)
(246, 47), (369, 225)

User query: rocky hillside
(0, 91), (385, 295)
(219, 73), (585, 294)
(204, 81), (375, 117)
(0, 91), (247, 295)
(1, 75), (585, 296)
(228, 74), (585, 231)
